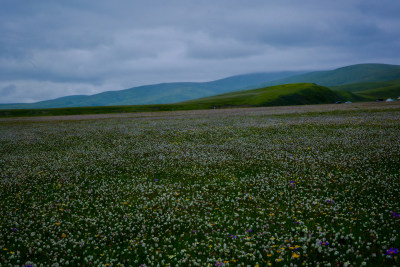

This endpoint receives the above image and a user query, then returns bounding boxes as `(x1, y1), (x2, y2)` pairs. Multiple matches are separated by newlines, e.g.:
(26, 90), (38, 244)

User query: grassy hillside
(180, 83), (362, 108)
(256, 63), (400, 88)
(332, 90), (370, 102)
(331, 80), (400, 99)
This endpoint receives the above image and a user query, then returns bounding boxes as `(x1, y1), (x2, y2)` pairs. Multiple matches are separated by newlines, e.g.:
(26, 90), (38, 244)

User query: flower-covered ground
(1, 104), (399, 266)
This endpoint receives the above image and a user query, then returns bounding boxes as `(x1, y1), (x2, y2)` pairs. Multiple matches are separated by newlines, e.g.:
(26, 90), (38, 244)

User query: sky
(1, 0), (400, 103)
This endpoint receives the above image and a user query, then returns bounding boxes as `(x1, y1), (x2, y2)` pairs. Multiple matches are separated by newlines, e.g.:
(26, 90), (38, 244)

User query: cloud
(0, 0), (400, 103)
(0, 80), (109, 104)
(0, 85), (16, 98)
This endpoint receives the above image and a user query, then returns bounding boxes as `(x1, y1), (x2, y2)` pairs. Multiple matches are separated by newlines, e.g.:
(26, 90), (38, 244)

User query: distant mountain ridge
(0, 71), (304, 109)
(256, 63), (400, 88)
(1, 63), (400, 110)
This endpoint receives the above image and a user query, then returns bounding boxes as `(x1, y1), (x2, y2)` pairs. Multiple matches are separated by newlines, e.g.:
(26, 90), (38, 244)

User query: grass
(0, 104), (186, 118)
(1, 103), (400, 266)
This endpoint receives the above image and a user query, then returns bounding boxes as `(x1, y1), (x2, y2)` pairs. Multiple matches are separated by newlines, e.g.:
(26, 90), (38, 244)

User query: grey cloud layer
(1, 0), (400, 103)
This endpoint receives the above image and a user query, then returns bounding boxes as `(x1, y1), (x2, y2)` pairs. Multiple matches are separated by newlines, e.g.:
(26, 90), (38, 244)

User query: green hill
(256, 63), (400, 88)
(331, 80), (400, 99)
(179, 83), (362, 109)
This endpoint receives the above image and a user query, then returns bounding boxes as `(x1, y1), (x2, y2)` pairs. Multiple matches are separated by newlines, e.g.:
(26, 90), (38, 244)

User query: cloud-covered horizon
(1, 0), (400, 103)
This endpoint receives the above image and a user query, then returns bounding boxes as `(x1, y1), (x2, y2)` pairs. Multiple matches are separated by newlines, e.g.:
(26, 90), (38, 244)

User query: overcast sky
(1, 0), (400, 103)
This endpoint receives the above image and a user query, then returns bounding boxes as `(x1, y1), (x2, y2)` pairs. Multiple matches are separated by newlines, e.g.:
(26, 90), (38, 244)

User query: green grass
(0, 104), (186, 118)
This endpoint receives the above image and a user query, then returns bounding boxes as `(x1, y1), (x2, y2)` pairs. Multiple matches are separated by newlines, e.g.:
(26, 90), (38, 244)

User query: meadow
(1, 102), (399, 266)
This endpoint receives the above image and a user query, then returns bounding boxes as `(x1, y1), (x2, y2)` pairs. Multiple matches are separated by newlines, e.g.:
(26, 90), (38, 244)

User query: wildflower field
(1, 103), (400, 266)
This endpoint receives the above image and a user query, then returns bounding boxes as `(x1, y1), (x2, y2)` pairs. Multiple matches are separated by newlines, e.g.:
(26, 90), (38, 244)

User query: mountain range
(1, 63), (400, 110)
(0, 71), (303, 109)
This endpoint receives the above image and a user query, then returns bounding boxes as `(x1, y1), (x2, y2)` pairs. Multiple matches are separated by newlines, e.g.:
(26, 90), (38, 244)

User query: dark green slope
(333, 90), (368, 102)
(331, 80), (400, 99)
(179, 83), (361, 108)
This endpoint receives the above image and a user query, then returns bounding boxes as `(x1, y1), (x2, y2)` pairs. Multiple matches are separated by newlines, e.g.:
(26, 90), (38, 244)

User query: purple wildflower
(386, 247), (399, 255)
(392, 212), (399, 218)
(320, 241), (329, 245)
